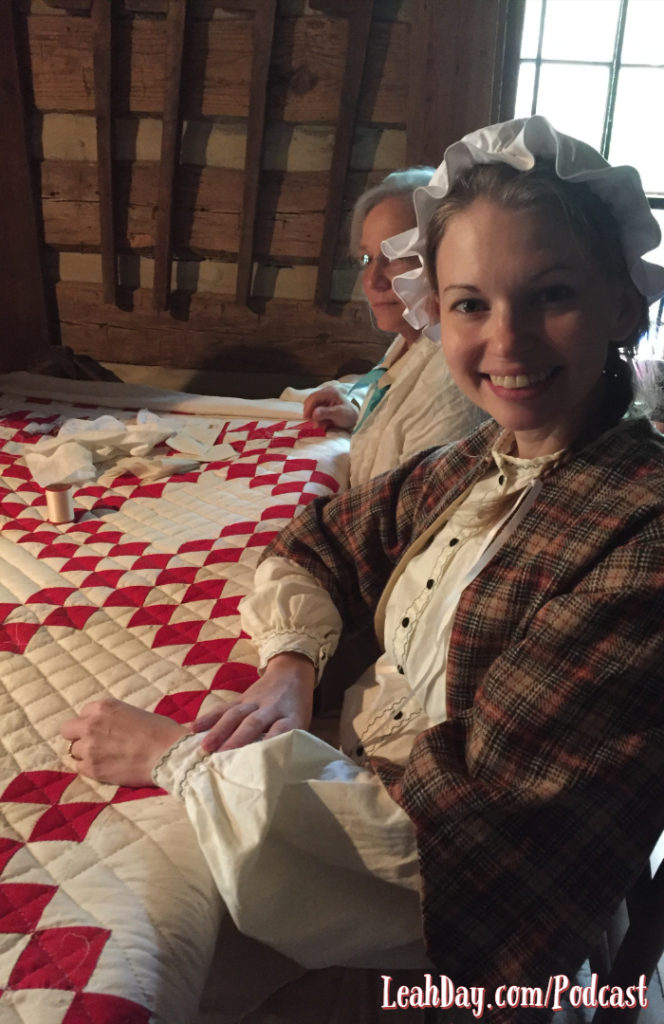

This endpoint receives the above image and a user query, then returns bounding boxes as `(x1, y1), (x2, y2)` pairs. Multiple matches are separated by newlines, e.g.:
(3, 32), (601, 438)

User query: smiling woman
(61, 118), (664, 1023)
(428, 177), (643, 458)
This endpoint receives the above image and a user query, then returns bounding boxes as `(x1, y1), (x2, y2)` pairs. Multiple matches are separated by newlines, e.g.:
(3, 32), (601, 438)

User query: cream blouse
(153, 435), (561, 970)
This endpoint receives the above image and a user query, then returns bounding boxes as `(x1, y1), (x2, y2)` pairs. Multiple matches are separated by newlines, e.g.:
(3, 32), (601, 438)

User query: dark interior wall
(1, 0), (523, 384)
(0, 2), (53, 369)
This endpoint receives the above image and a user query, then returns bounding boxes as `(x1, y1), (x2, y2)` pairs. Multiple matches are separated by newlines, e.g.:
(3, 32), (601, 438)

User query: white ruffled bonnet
(381, 115), (664, 332)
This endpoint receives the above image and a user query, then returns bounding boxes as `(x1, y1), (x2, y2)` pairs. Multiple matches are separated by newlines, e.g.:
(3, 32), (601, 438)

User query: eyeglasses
(352, 252), (421, 274)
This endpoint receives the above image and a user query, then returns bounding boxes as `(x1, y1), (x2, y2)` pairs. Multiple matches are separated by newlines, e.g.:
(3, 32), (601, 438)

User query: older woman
(295, 168), (487, 485)
(62, 118), (664, 1021)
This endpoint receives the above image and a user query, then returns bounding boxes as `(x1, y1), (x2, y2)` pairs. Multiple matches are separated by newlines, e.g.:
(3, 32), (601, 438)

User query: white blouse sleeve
(153, 729), (425, 970)
(239, 556), (344, 679)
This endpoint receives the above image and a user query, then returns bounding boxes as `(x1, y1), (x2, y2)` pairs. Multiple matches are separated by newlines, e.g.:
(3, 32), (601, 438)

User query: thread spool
(45, 483), (75, 524)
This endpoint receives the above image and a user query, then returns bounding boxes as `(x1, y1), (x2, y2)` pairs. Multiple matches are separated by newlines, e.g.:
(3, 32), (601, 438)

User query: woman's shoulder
(594, 416), (664, 488)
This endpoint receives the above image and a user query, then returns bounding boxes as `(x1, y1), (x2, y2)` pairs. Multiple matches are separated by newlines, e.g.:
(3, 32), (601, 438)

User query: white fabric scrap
(97, 455), (200, 486)
(23, 409), (207, 488)
(166, 420), (236, 462)
(25, 441), (97, 487)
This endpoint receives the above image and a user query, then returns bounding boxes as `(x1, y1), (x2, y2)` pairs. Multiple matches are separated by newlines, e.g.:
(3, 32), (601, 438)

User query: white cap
(381, 115), (664, 331)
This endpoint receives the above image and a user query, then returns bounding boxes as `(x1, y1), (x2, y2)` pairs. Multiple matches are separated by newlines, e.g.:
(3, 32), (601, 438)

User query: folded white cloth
(23, 409), (207, 488)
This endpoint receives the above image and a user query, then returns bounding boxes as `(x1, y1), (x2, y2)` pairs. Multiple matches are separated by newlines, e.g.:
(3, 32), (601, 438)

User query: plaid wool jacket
(263, 416), (664, 1022)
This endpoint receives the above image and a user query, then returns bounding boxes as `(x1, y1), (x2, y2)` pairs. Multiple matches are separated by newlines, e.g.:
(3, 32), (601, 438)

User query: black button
(498, 474), (505, 485)
(393, 711), (403, 721)
(401, 616), (409, 628)
(356, 744), (364, 756)
(397, 665), (404, 674)
(426, 578), (434, 589)
(449, 537), (459, 547)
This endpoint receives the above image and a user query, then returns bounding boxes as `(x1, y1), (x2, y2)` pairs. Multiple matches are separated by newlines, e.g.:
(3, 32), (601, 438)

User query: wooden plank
(41, 162), (379, 258)
(27, 16), (407, 124)
(91, 0), (116, 304)
(41, 0), (92, 10)
(314, 0), (375, 308)
(0, 2), (53, 368)
(126, 0), (260, 9)
(407, 0), (513, 166)
(235, 0), (277, 304)
(124, 0), (259, 10)
(56, 282), (386, 377)
(152, 0), (187, 310)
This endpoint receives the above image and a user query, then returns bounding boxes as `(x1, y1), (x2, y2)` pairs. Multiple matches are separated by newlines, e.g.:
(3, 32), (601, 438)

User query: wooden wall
(3, 0), (523, 389)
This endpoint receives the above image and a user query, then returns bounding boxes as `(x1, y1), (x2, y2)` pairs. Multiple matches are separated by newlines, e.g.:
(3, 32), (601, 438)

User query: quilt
(0, 374), (349, 1024)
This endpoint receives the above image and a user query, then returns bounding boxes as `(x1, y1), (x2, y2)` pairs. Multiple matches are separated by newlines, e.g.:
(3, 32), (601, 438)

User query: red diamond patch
(103, 586), (153, 608)
(210, 596), (241, 618)
(128, 605), (177, 628)
(203, 547), (243, 565)
(153, 691), (207, 723)
(9, 926), (111, 989)
(0, 839), (23, 872)
(182, 636), (237, 666)
(0, 622), (40, 654)
(62, 991), (152, 1022)
(43, 606), (98, 629)
(152, 620), (204, 647)
(181, 580), (226, 603)
(111, 785), (166, 803)
(29, 802), (106, 843)
(0, 883), (56, 933)
(26, 588), (76, 606)
(2, 771), (75, 805)
(210, 662), (259, 693)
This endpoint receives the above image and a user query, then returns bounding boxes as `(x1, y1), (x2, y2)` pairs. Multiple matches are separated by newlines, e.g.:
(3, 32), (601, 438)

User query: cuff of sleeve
(152, 732), (210, 799)
(258, 630), (333, 683)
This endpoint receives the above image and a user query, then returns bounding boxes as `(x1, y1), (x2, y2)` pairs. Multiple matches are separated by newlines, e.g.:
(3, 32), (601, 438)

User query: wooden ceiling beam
(314, 0), (375, 310)
(91, 0), (116, 305)
(235, 0), (277, 306)
(152, 0), (187, 311)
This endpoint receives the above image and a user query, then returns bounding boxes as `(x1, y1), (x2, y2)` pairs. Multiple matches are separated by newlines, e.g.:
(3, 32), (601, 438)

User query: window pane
(609, 68), (664, 193)
(520, 0), (543, 59)
(622, 0), (664, 65)
(515, 62), (537, 117)
(534, 64), (609, 150)
(540, 0), (620, 62)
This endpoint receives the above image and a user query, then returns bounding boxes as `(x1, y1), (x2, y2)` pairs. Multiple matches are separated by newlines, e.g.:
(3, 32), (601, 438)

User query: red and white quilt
(0, 374), (349, 1024)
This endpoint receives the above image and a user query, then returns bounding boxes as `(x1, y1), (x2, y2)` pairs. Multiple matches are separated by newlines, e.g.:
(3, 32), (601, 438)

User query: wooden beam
(28, 16), (407, 124)
(407, 0), (517, 167)
(314, 0), (375, 309)
(56, 282), (386, 378)
(0, 2), (53, 368)
(235, 0), (277, 306)
(91, 0), (116, 305)
(497, 0), (526, 121)
(41, 0), (92, 10)
(124, 0), (259, 10)
(152, 0), (187, 311)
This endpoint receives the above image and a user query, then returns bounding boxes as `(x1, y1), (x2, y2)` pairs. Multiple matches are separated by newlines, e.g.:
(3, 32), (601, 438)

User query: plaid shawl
(263, 417), (664, 1022)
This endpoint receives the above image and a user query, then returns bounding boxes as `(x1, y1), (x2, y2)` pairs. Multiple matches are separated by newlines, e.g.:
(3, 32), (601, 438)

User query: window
(515, 0), (664, 353)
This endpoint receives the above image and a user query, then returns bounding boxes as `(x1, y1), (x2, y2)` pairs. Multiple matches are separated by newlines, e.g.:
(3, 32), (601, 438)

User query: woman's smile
(434, 199), (636, 458)
(483, 367), (559, 399)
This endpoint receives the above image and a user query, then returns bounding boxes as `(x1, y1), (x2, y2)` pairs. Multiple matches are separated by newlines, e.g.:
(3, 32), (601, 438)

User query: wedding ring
(68, 739), (82, 761)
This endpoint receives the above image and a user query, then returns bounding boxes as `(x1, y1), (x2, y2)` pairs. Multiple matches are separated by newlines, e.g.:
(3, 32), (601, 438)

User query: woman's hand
(303, 385), (359, 430)
(193, 652), (316, 753)
(60, 699), (188, 787)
